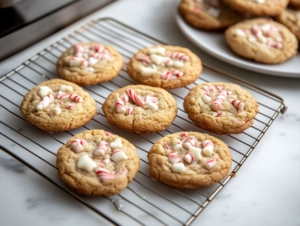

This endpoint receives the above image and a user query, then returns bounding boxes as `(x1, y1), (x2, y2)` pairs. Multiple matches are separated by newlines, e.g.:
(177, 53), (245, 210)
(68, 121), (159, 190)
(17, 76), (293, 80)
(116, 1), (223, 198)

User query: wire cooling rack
(0, 18), (286, 226)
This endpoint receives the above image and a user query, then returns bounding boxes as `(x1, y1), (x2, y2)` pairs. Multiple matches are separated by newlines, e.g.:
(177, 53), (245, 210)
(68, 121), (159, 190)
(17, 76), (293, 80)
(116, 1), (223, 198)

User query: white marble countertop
(1, 0), (300, 225)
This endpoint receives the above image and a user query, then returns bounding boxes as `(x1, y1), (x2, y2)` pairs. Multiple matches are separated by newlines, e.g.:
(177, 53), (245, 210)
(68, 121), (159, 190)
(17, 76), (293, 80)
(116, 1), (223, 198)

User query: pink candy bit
(95, 167), (115, 182)
(168, 52), (190, 62)
(161, 70), (183, 80)
(203, 158), (217, 170)
(111, 149), (128, 162)
(266, 41), (283, 49)
(229, 99), (245, 111)
(126, 106), (133, 115)
(57, 91), (83, 103)
(145, 95), (158, 103)
(90, 52), (111, 61)
(94, 141), (108, 156)
(183, 136), (196, 149)
(115, 98), (126, 114)
(71, 139), (87, 153)
(168, 152), (180, 164)
(137, 54), (151, 64)
(194, 7), (200, 13)
(252, 25), (262, 38)
(36, 94), (54, 111)
(126, 88), (145, 106)
(121, 95), (129, 103)
(67, 103), (74, 110)
(184, 153), (194, 164)
(68, 56), (88, 67)
(212, 111), (225, 117)
(116, 168), (128, 176)
(163, 145), (171, 152)
(73, 43), (84, 53)
(93, 44), (109, 54)
(180, 132), (187, 138)
(105, 131), (111, 136)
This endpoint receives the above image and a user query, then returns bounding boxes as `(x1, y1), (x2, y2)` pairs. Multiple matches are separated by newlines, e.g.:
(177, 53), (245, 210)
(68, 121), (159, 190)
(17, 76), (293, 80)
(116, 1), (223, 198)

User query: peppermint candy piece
(71, 139), (87, 153)
(168, 152), (180, 164)
(95, 167), (115, 182)
(36, 94), (54, 111)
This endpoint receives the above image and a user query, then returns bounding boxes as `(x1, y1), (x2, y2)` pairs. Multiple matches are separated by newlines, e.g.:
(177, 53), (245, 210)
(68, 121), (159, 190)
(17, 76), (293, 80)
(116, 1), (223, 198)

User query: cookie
(290, 0), (300, 9)
(102, 85), (178, 133)
(148, 131), (232, 188)
(127, 45), (202, 89)
(275, 8), (300, 41)
(225, 18), (298, 64)
(20, 79), (97, 132)
(222, 0), (288, 16)
(56, 42), (124, 86)
(178, 0), (244, 30)
(183, 82), (259, 135)
(56, 130), (140, 196)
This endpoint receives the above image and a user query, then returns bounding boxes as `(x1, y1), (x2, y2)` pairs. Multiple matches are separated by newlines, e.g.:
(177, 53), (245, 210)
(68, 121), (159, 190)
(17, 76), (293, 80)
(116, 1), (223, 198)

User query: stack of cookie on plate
(179, 0), (300, 64)
(19, 39), (259, 195)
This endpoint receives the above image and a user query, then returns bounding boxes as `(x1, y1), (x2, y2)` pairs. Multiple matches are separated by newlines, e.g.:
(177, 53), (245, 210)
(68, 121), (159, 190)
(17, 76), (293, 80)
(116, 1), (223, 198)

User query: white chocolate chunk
(207, 8), (220, 18)
(202, 140), (214, 157)
(174, 144), (182, 152)
(235, 29), (246, 37)
(111, 150), (128, 162)
(188, 146), (202, 161)
(38, 86), (52, 97)
(150, 54), (170, 65)
(110, 138), (123, 149)
(147, 102), (158, 112)
(140, 66), (157, 76)
(149, 47), (166, 55)
(260, 24), (271, 32)
(171, 163), (186, 173)
(173, 61), (184, 68)
(59, 85), (73, 92)
(203, 158), (217, 170)
(88, 57), (98, 65)
(202, 95), (211, 103)
(85, 67), (94, 72)
(258, 36), (267, 44)
(77, 154), (97, 172)
(253, 0), (265, 3)
(248, 36), (256, 42)
(49, 107), (61, 117)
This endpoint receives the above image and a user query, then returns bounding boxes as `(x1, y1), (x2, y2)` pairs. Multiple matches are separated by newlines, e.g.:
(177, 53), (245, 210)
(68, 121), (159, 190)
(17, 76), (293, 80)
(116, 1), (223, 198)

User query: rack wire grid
(0, 18), (287, 226)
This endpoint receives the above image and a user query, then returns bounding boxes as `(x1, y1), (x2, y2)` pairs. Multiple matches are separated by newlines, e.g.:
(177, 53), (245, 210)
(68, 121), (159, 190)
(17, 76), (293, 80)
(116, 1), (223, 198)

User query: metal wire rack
(0, 18), (286, 226)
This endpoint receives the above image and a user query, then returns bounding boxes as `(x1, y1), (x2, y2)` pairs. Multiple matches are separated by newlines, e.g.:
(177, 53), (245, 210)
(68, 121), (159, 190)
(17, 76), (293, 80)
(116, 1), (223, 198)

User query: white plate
(175, 12), (300, 78)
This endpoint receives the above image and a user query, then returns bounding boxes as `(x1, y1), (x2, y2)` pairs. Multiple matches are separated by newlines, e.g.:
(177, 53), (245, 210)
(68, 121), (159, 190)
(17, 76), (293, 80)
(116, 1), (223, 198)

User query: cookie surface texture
(275, 8), (300, 41)
(56, 130), (140, 196)
(183, 82), (259, 135)
(148, 131), (232, 188)
(225, 18), (298, 64)
(20, 79), (97, 132)
(56, 42), (124, 86)
(127, 45), (202, 89)
(222, 0), (289, 16)
(178, 0), (244, 30)
(102, 85), (178, 133)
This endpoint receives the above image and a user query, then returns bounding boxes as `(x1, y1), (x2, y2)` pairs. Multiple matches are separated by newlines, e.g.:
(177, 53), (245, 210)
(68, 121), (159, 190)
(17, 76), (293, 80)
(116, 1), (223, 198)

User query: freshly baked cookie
(20, 79), (97, 132)
(102, 85), (177, 133)
(290, 0), (300, 9)
(222, 0), (288, 16)
(56, 42), (124, 86)
(183, 82), (259, 135)
(127, 45), (202, 89)
(178, 0), (244, 30)
(56, 130), (140, 196)
(148, 131), (232, 188)
(275, 8), (300, 41)
(225, 18), (298, 64)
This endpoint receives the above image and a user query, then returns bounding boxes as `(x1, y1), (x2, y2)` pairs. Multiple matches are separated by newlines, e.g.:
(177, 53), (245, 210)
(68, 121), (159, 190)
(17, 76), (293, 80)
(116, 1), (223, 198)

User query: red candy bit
(168, 52), (190, 62)
(126, 88), (145, 106)
(180, 132), (187, 138)
(116, 168), (128, 175)
(137, 54), (151, 64)
(67, 103), (74, 110)
(95, 167), (115, 182)
(194, 7), (200, 13)
(145, 95), (158, 103)
(93, 45), (108, 54)
(105, 131), (111, 136)
(168, 152), (180, 163)
(125, 106), (133, 115)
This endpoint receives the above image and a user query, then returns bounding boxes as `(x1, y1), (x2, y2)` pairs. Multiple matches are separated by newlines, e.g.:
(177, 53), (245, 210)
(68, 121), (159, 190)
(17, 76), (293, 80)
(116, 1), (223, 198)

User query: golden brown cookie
(148, 131), (232, 188)
(290, 0), (300, 9)
(225, 18), (298, 64)
(127, 45), (202, 89)
(275, 7), (300, 41)
(183, 82), (259, 135)
(20, 79), (97, 132)
(102, 85), (178, 133)
(222, 0), (288, 16)
(56, 42), (124, 86)
(178, 0), (244, 30)
(56, 130), (140, 196)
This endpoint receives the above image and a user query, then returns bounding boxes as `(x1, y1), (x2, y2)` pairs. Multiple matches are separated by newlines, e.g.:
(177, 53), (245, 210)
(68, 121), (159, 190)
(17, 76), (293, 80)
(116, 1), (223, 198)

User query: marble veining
(0, 156), (26, 173)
